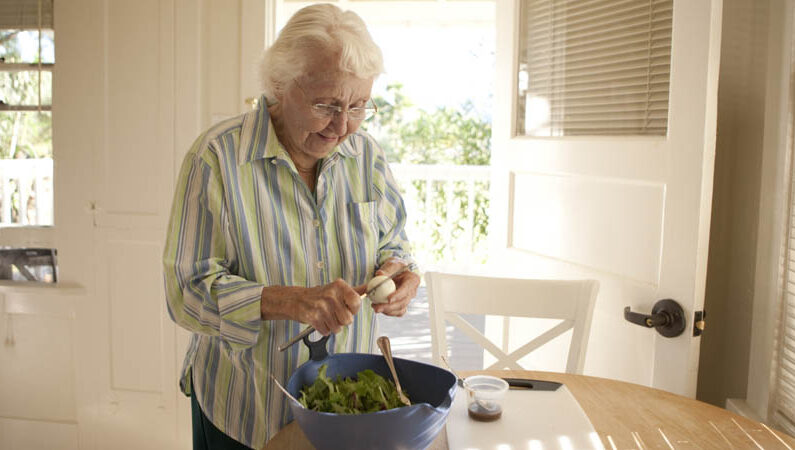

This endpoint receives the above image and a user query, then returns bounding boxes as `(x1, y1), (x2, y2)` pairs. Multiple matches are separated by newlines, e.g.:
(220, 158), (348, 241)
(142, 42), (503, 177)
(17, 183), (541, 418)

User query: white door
(61, 0), (193, 448)
(88, 0), (185, 448)
(490, 0), (722, 397)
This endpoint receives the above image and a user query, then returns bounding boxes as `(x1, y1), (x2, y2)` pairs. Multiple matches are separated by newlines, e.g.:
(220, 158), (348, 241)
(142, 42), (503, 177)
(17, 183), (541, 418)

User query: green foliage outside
(0, 30), (53, 160)
(367, 83), (490, 166)
(0, 30), (54, 224)
(364, 83), (492, 264)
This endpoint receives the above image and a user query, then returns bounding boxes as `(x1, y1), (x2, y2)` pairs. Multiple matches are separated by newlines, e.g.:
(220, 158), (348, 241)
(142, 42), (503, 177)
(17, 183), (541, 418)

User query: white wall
(698, 0), (769, 407)
(746, 0), (794, 422)
(697, 0), (793, 416)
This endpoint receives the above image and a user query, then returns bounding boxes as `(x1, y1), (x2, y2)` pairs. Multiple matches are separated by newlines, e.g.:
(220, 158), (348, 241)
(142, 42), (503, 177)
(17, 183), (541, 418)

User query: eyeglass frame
(292, 78), (378, 121)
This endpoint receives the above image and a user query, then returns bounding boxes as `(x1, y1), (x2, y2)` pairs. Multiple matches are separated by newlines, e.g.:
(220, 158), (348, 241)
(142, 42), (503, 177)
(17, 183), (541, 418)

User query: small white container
(464, 375), (509, 421)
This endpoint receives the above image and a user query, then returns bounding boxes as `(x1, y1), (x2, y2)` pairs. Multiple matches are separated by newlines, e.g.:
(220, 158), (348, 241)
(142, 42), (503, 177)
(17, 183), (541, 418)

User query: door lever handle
(624, 299), (686, 338)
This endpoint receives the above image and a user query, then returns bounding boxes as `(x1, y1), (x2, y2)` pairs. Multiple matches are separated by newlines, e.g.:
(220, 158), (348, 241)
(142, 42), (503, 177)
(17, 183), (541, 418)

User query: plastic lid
(464, 375), (509, 400)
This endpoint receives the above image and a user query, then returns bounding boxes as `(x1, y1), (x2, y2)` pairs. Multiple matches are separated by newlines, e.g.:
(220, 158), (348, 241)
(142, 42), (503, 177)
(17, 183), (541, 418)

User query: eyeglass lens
(312, 104), (374, 120)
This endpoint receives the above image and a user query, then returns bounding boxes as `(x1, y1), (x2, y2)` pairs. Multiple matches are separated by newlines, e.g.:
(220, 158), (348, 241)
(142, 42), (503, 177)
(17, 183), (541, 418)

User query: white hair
(260, 4), (384, 99)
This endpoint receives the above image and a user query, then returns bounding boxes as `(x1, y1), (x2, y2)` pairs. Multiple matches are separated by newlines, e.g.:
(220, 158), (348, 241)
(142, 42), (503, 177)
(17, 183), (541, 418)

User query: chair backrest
(425, 271), (599, 374)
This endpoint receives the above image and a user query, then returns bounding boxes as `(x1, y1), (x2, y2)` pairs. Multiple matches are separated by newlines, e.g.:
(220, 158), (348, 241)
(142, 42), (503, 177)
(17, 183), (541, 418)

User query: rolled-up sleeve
(163, 141), (264, 351)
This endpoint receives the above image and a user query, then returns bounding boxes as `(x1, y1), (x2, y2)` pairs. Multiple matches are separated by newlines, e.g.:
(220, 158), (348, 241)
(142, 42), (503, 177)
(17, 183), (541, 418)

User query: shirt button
(313, 219), (321, 228)
(316, 261), (325, 269)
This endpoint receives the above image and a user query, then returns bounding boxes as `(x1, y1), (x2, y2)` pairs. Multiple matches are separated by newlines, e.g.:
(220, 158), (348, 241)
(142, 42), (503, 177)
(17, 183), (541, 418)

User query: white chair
(425, 271), (599, 374)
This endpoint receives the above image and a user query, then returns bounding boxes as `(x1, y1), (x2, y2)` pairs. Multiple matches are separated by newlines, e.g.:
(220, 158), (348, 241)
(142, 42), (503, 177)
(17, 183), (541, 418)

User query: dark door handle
(624, 299), (686, 338)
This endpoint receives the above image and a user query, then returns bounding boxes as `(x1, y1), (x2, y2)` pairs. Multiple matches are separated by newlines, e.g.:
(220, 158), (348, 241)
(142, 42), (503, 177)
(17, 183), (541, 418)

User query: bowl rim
(288, 397), (444, 417)
(287, 353), (458, 417)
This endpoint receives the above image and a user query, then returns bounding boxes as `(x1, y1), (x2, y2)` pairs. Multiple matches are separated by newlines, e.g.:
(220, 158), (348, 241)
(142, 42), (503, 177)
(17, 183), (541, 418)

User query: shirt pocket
(345, 201), (379, 280)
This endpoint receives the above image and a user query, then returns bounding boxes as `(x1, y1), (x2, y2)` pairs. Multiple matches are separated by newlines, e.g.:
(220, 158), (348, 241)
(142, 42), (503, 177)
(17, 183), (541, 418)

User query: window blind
(515, 0), (672, 137)
(0, 0), (53, 30)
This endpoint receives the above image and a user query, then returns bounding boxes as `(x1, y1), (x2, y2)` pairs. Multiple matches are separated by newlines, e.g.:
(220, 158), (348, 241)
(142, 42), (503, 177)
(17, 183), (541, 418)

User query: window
(515, 0), (672, 137)
(277, 1), (495, 265)
(0, 0), (54, 226)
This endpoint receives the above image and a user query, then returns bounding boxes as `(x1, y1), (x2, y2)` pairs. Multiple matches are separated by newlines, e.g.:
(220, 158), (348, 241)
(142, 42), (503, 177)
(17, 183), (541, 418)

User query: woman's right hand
(260, 279), (364, 335)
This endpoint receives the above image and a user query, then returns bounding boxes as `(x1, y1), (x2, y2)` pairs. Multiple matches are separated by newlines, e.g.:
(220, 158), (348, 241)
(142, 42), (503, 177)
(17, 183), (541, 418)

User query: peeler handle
(303, 333), (330, 361)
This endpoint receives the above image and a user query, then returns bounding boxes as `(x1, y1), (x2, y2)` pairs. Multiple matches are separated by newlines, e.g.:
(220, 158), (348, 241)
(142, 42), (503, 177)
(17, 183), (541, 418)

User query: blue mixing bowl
(286, 335), (457, 450)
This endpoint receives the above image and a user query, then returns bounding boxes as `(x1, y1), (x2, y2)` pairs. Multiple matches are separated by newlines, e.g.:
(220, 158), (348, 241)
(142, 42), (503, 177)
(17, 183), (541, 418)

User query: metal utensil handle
(278, 326), (315, 352)
(269, 373), (301, 404)
(440, 355), (470, 391)
(377, 336), (410, 406)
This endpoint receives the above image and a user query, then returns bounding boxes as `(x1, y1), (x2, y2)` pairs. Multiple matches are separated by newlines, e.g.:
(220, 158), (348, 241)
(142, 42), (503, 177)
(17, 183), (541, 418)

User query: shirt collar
(238, 94), (362, 165)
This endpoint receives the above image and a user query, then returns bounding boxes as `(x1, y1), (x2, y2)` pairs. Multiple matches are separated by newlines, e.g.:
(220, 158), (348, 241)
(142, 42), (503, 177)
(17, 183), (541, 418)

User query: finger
(376, 258), (406, 276)
(344, 289), (362, 314)
(392, 272), (420, 299)
(376, 301), (409, 317)
(330, 285), (359, 327)
(374, 294), (411, 316)
(353, 283), (367, 296)
(329, 280), (361, 313)
(371, 280), (411, 313)
(333, 302), (354, 327)
(313, 320), (330, 336)
(313, 292), (338, 335)
(328, 278), (361, 313)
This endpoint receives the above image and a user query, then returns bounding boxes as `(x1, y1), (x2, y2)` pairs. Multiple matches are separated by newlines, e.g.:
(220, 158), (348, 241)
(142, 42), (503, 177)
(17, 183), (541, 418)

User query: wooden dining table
(263, 370), (795, 449)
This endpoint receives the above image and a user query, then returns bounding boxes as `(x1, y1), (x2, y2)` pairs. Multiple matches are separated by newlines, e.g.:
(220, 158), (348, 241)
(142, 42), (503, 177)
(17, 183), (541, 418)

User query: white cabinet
(0, 419), (78, 450)
(0, 285), (83, 450)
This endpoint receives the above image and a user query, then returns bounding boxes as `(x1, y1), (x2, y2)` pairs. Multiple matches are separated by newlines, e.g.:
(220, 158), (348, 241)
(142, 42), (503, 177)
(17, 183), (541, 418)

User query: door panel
(95, 227), (180, 449)
(98, 0), (174, 229)
(109, 239), (167, 393)
(91, 0), (183, 448)
(510, 172), (665, 284)
(492, 0), (722, 396)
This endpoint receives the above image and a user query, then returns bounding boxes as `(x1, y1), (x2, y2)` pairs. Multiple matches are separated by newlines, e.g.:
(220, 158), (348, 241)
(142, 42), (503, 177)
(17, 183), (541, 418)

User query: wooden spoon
(377, 336), (411, 406)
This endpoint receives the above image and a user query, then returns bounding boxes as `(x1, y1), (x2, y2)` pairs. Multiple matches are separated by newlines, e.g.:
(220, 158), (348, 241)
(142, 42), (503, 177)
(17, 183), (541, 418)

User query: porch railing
(390, 163), (491, 265)
(0, 158), (53, 226)
(0, 159), (487, 249)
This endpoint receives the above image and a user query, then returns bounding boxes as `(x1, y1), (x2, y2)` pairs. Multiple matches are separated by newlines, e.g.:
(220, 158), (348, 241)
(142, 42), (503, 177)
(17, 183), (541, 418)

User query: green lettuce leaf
(298, 364), (410, 414)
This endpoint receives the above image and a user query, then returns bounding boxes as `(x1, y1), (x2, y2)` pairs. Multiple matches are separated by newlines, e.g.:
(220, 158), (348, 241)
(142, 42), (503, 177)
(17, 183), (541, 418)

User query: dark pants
(191, 378), (254, 450)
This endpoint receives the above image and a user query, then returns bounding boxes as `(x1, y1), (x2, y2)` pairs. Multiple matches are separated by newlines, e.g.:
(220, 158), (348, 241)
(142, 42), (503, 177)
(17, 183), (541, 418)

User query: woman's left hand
(369, 259), (420, 317)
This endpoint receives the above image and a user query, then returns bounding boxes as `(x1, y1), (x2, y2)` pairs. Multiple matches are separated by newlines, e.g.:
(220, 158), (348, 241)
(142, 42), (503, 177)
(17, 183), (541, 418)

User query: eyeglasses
(309, 101), (378, 121)
(293, 78), (378, 121)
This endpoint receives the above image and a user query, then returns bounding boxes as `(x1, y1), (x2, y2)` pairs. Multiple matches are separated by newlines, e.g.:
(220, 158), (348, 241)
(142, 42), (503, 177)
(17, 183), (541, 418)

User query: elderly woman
(162, 4), (419, 449)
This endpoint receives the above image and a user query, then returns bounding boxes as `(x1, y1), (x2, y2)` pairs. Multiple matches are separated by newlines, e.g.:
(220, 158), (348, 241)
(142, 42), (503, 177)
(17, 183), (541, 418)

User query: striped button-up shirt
(163, 95), (414, 448)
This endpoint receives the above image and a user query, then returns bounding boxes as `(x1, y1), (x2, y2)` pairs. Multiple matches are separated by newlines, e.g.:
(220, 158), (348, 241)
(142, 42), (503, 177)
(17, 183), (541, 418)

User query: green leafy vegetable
(299, 364), (410, 414)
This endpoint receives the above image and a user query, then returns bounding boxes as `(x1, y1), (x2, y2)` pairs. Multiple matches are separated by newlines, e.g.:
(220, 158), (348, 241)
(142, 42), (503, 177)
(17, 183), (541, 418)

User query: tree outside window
(0, 28), (54, 226)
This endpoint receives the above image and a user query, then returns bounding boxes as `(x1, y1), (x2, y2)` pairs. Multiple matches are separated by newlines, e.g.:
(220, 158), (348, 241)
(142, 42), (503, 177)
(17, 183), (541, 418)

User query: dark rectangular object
(0, 247), (57, 283)
(503, 377), (563, 391)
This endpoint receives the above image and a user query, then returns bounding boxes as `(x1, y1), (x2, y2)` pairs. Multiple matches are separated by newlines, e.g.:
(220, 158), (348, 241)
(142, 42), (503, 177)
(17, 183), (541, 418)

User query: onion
(366, 275), (396, 304)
